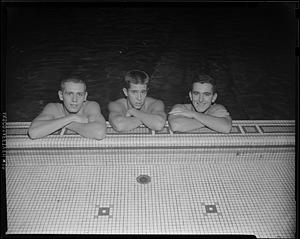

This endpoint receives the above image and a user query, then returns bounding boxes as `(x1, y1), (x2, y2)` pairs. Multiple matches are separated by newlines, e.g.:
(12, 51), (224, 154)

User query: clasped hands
(72, 114), (89, 124)
(62, 114), (89, 132)
(125, 109), (143, 124)
(125, 108), (139, 117)
(66, 114), (88, 127)
(126, 107), (197, 119)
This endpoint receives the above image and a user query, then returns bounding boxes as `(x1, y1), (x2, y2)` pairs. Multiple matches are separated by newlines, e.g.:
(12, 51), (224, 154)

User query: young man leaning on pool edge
(168, 74), (232, 133)
(108, 70), (166, 132)
(28, 76), (107, 140)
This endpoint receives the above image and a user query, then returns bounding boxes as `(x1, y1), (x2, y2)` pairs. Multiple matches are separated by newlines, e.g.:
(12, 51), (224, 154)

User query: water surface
(5, 3), (297, 121)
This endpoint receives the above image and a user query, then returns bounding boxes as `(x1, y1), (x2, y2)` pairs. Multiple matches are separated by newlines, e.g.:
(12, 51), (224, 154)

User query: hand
(72, 114), (89, 124)
(126, 109), (137, 117)
(125, 110), (132, 117)
(169, 107), (196, 119)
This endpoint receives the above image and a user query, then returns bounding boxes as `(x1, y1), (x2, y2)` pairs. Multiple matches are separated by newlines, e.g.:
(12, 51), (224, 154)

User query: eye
(192, 91), (199, 95)
(141, 90), (147, 94)
(78, 93), (85, 97)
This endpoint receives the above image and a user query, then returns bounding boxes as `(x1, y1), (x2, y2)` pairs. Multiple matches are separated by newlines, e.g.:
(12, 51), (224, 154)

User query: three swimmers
(28, 70), (232, 140)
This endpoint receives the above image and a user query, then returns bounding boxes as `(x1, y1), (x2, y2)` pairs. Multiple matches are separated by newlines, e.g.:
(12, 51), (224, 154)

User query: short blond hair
(60, 77), (86, 92)
(124, 70), (150, 89)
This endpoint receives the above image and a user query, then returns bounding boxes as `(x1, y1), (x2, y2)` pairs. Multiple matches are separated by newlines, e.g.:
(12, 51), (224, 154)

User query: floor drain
(136, 175), (151, 184)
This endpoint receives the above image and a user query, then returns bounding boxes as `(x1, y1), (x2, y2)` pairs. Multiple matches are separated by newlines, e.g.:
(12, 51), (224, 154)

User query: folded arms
(28, 102), (106, 140)
(168, 104), (232, 133)
(108, 100), (166, 132)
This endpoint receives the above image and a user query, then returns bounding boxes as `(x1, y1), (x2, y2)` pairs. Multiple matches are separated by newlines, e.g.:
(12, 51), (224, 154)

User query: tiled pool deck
(5, 121), (295, 238)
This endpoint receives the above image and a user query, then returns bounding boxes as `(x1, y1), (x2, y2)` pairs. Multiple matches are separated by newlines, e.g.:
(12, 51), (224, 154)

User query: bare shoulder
(207, 104), (230, 117)
(147, 97), (164, 109)
(33, 102), (61, 120)
(108, 98), (126, 112)
(85, 101), (100, 110)
(42, 103), (61, 114)
(171, 103), (191, 110)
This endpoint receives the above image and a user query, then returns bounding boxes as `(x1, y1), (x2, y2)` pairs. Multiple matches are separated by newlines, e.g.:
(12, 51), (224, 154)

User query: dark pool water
(5, 3), (297, 121)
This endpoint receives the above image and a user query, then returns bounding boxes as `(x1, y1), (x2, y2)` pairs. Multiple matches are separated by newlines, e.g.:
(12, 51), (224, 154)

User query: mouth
(194, 102), (208, 112)
(195, 102), (206, 107)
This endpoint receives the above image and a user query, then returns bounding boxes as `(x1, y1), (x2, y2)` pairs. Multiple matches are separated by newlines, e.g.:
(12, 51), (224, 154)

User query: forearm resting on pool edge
(28, 115), (77, 139)
(168, 116), (205, 132)
(131, 110), (166, 131)
(109, 115), (142, 132)
(193, 113), (232, 133)
(66, 121), (106, 140)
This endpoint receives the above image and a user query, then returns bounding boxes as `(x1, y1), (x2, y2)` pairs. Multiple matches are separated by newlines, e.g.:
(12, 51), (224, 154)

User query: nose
(137, 92), (142, 101)
(72, 94), (78, 102)
(198, 94), (204, 102)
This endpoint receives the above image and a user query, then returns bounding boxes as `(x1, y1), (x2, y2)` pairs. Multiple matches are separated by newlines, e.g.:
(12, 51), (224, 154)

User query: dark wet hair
(124, 70), (150, 89)
(191, 74), (217, 93)
(60, 77), (87, 92)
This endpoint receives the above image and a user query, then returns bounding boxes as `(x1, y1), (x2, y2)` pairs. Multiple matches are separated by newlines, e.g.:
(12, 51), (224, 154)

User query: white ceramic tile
(6, 155), (295, 238)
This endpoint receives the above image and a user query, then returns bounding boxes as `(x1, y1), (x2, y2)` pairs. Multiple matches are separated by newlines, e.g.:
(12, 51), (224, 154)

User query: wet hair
(191, 74), (217, 93)
(60, 77), (87, 92)
(124, 70), (150, 89)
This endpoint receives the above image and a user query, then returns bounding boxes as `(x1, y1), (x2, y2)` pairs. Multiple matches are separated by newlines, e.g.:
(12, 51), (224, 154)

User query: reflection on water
(6, 4), (296, 121)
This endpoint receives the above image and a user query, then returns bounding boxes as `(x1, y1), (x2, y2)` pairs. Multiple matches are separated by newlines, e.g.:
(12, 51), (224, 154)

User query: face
(123, 83), (148, 110)
(58, 82), (87, 113)
(189, 82), (217, 113)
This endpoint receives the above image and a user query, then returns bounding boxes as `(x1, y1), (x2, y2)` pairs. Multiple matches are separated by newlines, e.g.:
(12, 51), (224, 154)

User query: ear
(84, 92), (88, 101)
(212, 93), (217, 103)
(189, 91), (192, 101)
(123, 88), (128, 97)
(58, 90), (63, 101)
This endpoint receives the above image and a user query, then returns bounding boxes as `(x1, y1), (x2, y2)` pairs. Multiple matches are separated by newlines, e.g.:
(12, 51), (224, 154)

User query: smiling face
(189, 82), (217, 113)
(58, 82), (87, 114)
(123, 83), (148, 110)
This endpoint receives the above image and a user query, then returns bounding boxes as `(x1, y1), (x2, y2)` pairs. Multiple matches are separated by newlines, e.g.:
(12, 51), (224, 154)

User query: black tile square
(98, 207), (110, 216)
(242, 125), (259, 133)
(205, 204), (218, 213)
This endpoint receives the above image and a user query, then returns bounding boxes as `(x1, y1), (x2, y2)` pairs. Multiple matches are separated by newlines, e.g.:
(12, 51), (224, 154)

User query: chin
(195, 107), (208, 113)
(67, 108), (80, 114)
(134, 104), (143, 110)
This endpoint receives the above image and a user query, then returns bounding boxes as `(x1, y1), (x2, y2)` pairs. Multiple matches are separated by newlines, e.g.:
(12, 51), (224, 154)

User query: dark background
(3, 2), (298, 121)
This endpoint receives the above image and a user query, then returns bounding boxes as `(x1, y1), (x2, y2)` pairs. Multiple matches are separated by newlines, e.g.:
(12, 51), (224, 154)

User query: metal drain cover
(136, 175), (151, 184)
